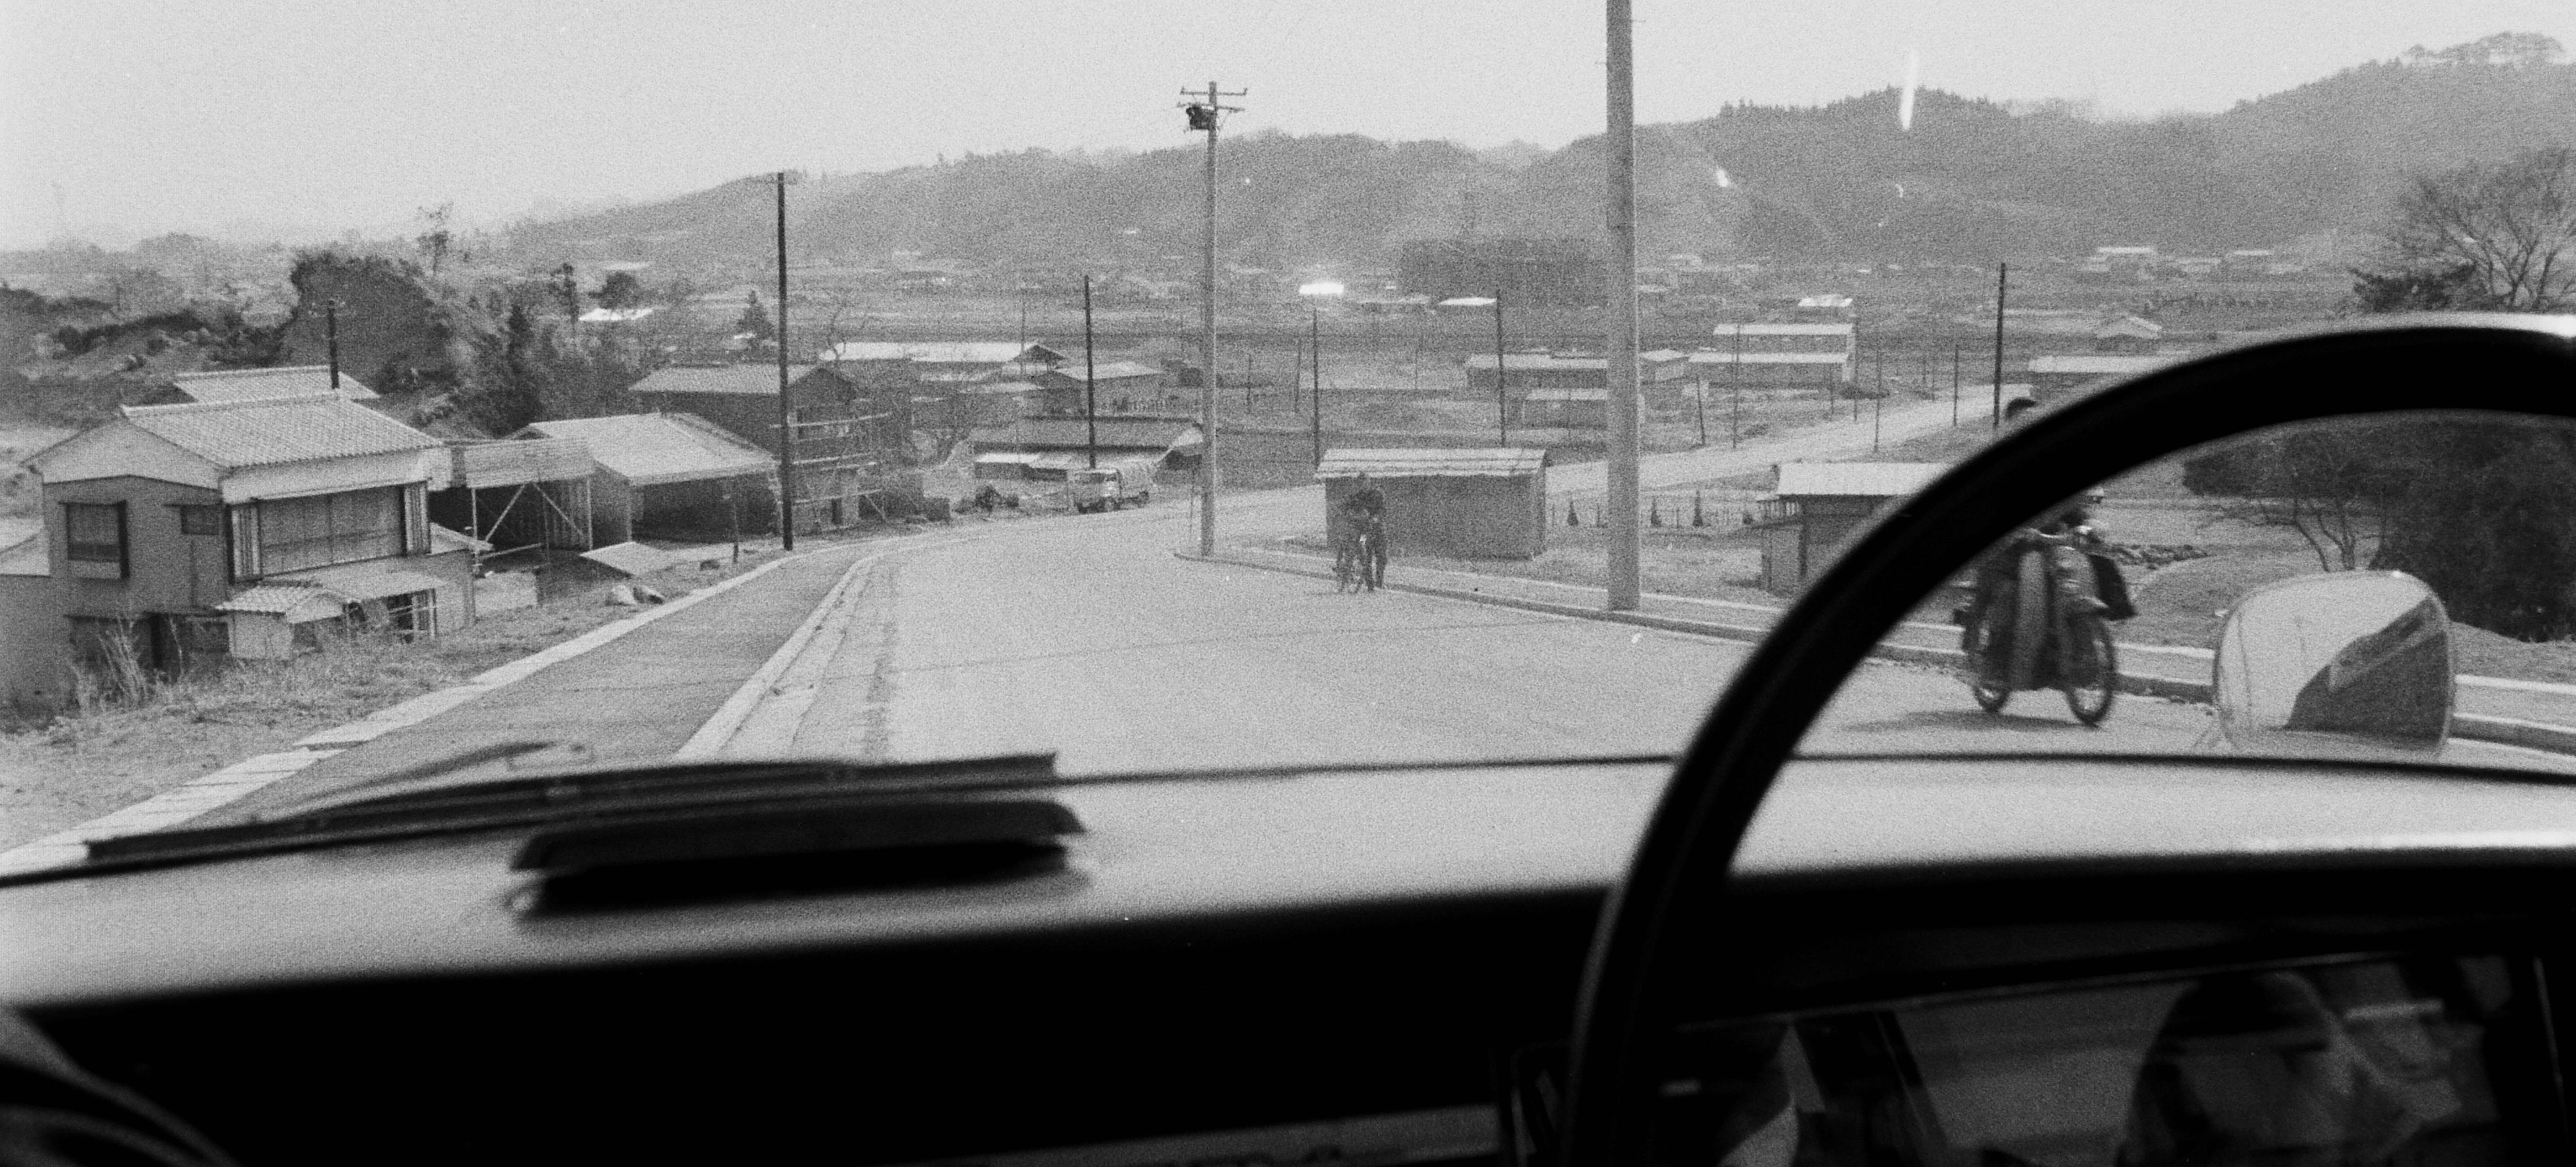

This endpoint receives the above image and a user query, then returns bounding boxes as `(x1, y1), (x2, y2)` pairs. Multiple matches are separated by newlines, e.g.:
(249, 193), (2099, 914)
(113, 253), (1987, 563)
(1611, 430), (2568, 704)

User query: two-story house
(15, 392), (467, 689)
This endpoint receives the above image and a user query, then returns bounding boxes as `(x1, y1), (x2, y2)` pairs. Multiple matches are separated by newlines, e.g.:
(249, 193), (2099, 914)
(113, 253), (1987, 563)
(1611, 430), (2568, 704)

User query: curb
(672, 553), (877, 759)
(0, 543), (848, 874)
(1177, 549), (2576, 752)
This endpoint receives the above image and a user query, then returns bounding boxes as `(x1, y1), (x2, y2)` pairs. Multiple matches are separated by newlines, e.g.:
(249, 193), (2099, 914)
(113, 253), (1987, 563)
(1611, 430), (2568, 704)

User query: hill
(499, 34), (2576, 272)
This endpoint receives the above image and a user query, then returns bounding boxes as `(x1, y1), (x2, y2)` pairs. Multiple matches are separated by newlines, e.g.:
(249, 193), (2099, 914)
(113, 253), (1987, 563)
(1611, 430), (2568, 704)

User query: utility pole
(1083, 275), (1098, 469)
(1694, 377), (1707, 447)
(773, 170), (797, 551)
(1604, 0), (1641, 611)
(1992, 261), (2008, 430)
(1873, 363), (1884, 452)
(322, 299), (341, 390)
(1492, 290), (1508, 444)
(1182, 81), (1244, 557)
(1952, 343), (1961, 427)
(557, 263), (579, 341)
(1310, 306), (1324, 468)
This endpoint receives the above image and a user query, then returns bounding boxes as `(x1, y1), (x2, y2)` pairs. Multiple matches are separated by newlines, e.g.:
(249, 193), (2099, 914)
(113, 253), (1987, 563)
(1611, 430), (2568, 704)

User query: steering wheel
(0, 1008), (235, 1167)
(1556, 315), (2576, 1167)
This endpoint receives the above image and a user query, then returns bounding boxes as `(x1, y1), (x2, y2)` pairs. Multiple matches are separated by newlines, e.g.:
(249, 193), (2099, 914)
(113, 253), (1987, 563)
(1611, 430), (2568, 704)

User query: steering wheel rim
(1556, 314), (2576, 1167)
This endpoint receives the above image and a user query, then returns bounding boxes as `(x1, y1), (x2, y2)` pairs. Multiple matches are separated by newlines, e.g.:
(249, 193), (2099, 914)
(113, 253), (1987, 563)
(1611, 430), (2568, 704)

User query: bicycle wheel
(1334, 548), (1357, 593)
(1966, 607), (2011, 713)
(2059, 611), (2118, 725)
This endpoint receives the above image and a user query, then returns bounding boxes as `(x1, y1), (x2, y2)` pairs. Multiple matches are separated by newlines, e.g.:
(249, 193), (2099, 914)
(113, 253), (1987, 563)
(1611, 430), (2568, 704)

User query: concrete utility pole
(773, 170), (798, 551)
(1182, 81), (1244, 557)
(1604, 0), (1641, 611)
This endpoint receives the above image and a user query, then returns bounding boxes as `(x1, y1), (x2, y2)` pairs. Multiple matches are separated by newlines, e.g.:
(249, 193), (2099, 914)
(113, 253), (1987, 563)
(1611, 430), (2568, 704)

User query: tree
(594, 271), (645, 310)
(415, 203), (455, 275)
(736, 292), (775, 341)
(2349, 147), (2576, 313)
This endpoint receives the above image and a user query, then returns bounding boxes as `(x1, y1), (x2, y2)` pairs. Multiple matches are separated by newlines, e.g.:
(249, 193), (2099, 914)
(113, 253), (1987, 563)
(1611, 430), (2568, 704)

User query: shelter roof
(516, 413), (774, 487)
(1316, 448), (1549, 479)
(446, 437), (593, 488)
(580, 542), (676, 577)
(1772, 461), (1947, 498)
(630, 364), (832, 396)
(214, 582), (344, 618)
(163, 365), (379, 403)
(281, 563), (450, 602)
(116, 393), (441, 469)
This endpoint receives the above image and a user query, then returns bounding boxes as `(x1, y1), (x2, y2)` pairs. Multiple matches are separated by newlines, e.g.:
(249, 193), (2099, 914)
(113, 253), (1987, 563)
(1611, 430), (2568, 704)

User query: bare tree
(2354, 147), (2576, 313)
(414, 203), (456, 276)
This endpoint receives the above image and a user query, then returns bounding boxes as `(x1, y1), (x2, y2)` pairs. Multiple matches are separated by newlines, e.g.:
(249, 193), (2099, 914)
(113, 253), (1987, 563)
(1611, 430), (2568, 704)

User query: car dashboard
(8, 756), (2576, 1165)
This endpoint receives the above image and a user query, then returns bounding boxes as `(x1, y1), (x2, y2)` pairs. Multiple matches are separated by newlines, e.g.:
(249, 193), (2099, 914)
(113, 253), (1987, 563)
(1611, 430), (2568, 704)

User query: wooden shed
(1753, 461), (1946, 594)
(1317, 448), (1549, 560)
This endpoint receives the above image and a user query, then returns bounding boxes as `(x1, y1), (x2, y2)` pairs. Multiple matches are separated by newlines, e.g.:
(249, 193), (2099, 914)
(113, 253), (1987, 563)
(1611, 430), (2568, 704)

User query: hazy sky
(5, 0), (2572, 249)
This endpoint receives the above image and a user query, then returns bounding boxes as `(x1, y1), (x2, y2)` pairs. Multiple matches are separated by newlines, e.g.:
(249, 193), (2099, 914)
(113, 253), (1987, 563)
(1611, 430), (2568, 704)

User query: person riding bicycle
(1337, 474), (1390, 589)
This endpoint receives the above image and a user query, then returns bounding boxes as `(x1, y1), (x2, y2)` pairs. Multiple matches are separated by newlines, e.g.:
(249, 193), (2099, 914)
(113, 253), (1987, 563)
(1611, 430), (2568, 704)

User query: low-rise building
(1515, 388), (1608, 430)
(139, 365), (381, 406)
(1316, 448), (1550, 560)
(13, 393), (469, 697)
(1754, 461), (1948, 594)
(1031, 360), (1168, 414)
(1464, 352), (1605, 393)
(514, 414), (778, 543)
(628, 362), (908, 533)
(1692, 322), (1857, 389)
(964, 415), (1206, 478)
(2027, 354), (2170, 400)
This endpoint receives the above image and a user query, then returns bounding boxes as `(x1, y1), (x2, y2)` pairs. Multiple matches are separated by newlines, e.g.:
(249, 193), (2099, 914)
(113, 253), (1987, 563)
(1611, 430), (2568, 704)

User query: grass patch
(0, 546), (802, 851)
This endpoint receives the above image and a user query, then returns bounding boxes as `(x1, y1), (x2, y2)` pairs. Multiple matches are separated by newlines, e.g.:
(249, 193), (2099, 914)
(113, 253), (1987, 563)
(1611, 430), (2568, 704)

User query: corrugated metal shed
(1316, 448), (1549, 479)
(518, 413), (773, 487)
(1772, 462), (1947, 498)
(121, 393), (440, 468)
(165, 365), (380, 403)
(449, 437), (593, 487)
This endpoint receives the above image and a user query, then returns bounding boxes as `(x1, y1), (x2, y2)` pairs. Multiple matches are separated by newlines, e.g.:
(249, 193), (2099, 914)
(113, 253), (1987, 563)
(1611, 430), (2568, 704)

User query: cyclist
(1337, 474), (1390, 590)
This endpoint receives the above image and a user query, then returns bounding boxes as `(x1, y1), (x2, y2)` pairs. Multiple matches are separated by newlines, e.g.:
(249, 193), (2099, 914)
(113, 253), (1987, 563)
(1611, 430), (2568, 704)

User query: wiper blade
(76, 753), (1060, 872)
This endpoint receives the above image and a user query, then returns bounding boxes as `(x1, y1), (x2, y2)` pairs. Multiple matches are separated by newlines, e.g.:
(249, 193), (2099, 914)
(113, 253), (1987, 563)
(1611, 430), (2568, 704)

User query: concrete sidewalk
(1200, 542), (2576, 755)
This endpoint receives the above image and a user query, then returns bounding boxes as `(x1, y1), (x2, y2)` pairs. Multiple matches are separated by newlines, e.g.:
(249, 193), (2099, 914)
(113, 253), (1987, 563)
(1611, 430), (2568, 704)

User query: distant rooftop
(630, 364), (830, 396)
(517, 413), (772, 487)
(1713, 322), (1855, 337)
(163, 365), (379, 403)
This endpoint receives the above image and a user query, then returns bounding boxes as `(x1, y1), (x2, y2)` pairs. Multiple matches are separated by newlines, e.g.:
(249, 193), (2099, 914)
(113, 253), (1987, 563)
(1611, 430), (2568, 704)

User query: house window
(63, 501), (127, 578)
(177, 505), (224, 536)
(257, 488), (405, 574)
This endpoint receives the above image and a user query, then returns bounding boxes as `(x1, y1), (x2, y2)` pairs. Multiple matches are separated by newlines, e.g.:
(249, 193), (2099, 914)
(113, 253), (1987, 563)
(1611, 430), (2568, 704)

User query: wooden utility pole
(773, 170), (796, 550)
(1182, 81), (1243, 557)
(323, 300), (341, 390)
(1952, 343), (1961, 426)
(1992, 262), (2008, 430)
(1492, 290), (1508, 444)
(1310, 306), (1324, 468)
(1083, 275), (1098, 469)
(1604, 0), (1640, 611)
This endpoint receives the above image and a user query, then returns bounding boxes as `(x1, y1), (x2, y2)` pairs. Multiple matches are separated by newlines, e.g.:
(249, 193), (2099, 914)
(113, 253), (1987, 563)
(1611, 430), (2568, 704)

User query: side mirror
(2213, 571), (2453, 754)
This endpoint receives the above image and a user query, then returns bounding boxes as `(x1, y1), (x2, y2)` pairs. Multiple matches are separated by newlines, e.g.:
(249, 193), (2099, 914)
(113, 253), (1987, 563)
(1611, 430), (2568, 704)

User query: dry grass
(0, 547), (795, 851)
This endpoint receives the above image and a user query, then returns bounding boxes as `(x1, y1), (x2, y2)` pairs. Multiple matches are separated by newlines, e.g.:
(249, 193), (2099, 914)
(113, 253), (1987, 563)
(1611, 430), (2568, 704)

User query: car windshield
(4, 2), (2575, 871)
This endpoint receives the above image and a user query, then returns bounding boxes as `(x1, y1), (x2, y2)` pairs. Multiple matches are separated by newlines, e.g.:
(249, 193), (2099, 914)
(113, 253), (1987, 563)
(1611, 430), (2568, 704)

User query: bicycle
(1333, 522), (1386, 593)
(1963, 528), (2118, 725)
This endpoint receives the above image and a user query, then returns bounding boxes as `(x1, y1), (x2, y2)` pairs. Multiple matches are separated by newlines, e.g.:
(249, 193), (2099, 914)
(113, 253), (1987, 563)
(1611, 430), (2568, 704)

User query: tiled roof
(280, 564), (449, 602)
(630, 364), (832, 396)
(967, 416), (1203, 452)
(518, 413), (774, 487)
(165, 365), (380, 402)
(122, 393), (441, 469)
(1772, 461), (1948, 498)
(1035, 360), (1163, 383)
(1316, 448), (1549, 479)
